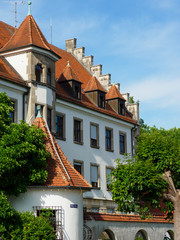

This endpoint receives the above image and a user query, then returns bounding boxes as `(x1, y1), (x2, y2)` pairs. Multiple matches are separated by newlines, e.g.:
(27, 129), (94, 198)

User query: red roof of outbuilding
(33, 116), (91, 189)
(106, 85), (125, 100)
(84, 75), (106, 93)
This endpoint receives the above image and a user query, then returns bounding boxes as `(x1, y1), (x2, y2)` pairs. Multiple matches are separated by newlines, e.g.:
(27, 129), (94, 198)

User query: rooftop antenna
(50, 17), (52, 44)
(2, 0), (25, 28)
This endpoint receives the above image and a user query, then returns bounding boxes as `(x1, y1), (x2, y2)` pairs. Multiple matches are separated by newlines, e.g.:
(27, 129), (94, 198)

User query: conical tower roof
(0, 15), (58, 57)
(33, 113), (91, 189)
(106, 85), (125, 100)
(84, 76), (106, 93)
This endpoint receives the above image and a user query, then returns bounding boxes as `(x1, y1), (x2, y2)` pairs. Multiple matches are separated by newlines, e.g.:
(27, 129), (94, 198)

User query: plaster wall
(86, 220), (174, 240)
(35, 85), (53, 106)
(55, 99), (133, 201)
(5, 53), (28, 80)
(0, 79), (27, 122)
(9, 187), (84, 240)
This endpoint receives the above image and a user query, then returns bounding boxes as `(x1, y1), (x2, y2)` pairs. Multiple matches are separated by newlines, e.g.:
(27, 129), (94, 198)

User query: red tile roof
(0, 15), (58, 57)
(0, 21), (15, 49)
(84, 76), (106, 93)
(106, 85), (125, 100)
(33, 116), (91, 189)
(0, 56), (27, 86)
(85, 212), (173, 223)
(58, 63), (82, 83)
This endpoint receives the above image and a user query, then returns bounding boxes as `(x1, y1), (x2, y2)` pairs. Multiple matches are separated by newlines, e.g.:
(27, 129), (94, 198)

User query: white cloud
(127, 75), (180, 108)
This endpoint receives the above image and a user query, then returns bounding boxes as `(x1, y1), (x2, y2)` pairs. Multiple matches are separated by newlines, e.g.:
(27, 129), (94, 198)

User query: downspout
(131, 125), (137, 156)
(23, 91), (29, 121)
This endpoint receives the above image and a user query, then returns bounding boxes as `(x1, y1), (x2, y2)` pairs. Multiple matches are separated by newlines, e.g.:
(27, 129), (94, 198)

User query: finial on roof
(112, 81), (116, 85)
(28, 1), (32, 16)
(36, 105), (42, 118)
(67, 60), (70, 66)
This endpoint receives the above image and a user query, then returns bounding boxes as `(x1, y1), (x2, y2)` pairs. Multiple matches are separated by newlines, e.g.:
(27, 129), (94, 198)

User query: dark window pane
(98, 92), (105, 108)
(47, 68), (51, 85)
(120, 134), (125, 154)
(56, 115), (64, 138)
(74, 120), (81, 142)
(119, 100), (125, 115)
(74, 162), (82, 175)
(106, 129), (111, 150)
(35, 64), (42, 82)
(47, 108), (51, 131)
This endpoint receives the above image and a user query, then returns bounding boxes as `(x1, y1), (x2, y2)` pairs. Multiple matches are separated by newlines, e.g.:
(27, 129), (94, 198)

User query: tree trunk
(174, 193), (180, 240)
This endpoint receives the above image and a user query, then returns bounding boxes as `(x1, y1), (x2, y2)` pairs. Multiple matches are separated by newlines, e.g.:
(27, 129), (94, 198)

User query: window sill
(91, 187), (101, 190)
(90, 145), (100, 149)
(56, 136), (66, 141)
(105, 149), (114, 152)
(74, 141), (83, 145)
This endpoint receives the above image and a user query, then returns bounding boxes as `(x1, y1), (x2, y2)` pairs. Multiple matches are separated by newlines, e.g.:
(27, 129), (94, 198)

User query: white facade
(9, 187), (84, 240)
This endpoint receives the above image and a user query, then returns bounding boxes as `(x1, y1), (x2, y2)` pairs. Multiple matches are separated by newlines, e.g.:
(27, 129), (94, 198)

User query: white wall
(5, 53), (28, 80)
(56, 99), (134, 200)
(0, 79), (27, 122)
(35, 85), (53, 106)
(9, 187), (84, 240)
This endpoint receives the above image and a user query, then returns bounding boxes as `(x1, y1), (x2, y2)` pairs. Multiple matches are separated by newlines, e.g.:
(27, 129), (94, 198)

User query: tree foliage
(110, 126), (180, 218)
(0, 92), (55, 239)
(0, 192), (56, 240)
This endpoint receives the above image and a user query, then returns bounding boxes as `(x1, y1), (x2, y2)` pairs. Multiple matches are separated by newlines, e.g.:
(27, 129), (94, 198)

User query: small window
(56, 114), (65, 140)
(119, 133), (126, 154)
(91, 164), (99, 188)
(107, 208), (115, 214)
(106, 168), (112, 190)
(119, 100), (125, 115)
(33, 206), (63, 239)
(47, 108), (52, 131)
(98, 92), (105, 108)
(35, 64), (43, 82)
(91, 207), (99, 213)
(90, 123), (99, 148)
(74, 161), (84, 176)
(74, 118), (83, 144)
(73, 82), (81, 100)
(105, 128), (113, 151)
(47, 68), (51, 85)
(9, 100), (15, 123)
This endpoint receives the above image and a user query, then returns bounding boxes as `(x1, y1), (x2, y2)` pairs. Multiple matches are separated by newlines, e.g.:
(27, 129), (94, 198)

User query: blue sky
(0, 0), (180, 129)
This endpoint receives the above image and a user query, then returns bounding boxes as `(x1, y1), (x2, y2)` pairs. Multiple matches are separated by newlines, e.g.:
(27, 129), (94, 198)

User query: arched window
(47, 68), (51, 85)
(35, 64), (43, 82)
(135, 230), (147, 240)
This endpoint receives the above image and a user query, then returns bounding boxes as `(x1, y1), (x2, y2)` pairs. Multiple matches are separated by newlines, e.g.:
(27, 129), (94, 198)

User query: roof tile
(106, 85), (125, 100)
(84, 76), (106, 93)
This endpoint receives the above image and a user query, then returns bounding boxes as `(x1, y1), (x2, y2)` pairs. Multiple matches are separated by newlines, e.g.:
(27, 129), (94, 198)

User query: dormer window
(35, 64), (43, 82)
(73, 82), (81, 100)
(119, 100), (125, 115)
(47, 68), (51, 85)
(98, 92), (105, 109)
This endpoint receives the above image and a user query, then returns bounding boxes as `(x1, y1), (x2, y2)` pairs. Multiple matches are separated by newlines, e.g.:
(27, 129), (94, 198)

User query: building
(0, 5), (174, 240)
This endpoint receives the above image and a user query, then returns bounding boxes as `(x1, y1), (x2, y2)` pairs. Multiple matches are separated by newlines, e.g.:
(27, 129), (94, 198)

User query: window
(47, 108), (52, 131)
(106, 167), (112, 190)
(98, 92), (105, 108)
(119, 133), (126, 154)
(47, 68), (51, 85)
(9, 100), (15, 123)
(73, 82), (81, 100)
(74, 160), (84, 176)
(107, 208), (115, 214)
(90, 123), (99, 148)
(74, 118), (83, 144)
(119, 100), (125, 115)
(105, 128), (113, 151)
(56, 114), (65, 140)
(33, 206), (63, 240)
(35, 64), (43, 82)
(91, 207), (99, 213)
(91, 164), (99, 188)
(35, 104), (43, 118)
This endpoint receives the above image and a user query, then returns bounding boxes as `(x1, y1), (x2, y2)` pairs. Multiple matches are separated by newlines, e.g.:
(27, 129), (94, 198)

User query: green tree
(110, 126), (180, 240)
(0, 92), (55, 239)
